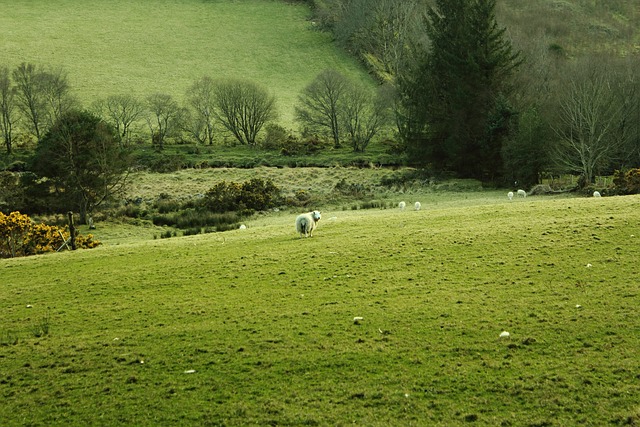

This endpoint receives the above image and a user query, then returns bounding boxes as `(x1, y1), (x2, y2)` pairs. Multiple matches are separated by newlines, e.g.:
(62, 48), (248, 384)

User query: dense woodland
(308, 0), (640, 183)
(1, 0), (640, 223)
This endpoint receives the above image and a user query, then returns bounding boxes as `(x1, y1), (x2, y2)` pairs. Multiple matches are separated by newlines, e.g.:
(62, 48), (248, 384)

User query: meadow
(0, 0), (370, 124)
(1, 192), (639, 426)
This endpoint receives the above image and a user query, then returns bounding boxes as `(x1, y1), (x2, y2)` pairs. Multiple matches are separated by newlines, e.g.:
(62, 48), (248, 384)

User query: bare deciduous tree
(0, 66), (17, 154)
(93, 94), (145, 147)
(12, 63), (46, 140)
(11, 63), (75, 141)
(39, 66), (76, 127)
(295, 69), (349, 148)
(186, 76), (216, 145)
(341, 83), (391, 152)
(145, 93), (181, 150)
(211, 79), (276, 146)
(553, 59), (633, 186)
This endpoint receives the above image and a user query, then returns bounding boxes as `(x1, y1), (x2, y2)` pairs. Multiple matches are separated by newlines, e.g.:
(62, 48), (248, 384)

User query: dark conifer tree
(401, 0), (521, 180)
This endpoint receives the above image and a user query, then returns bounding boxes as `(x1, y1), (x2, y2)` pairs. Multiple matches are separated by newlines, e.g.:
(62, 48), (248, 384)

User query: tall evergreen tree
(401, 0), (520, 180)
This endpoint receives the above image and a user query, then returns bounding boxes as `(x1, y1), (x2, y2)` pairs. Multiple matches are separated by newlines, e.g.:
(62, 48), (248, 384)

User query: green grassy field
(0, 0), (370, 124)
(2, 193), (639, 425)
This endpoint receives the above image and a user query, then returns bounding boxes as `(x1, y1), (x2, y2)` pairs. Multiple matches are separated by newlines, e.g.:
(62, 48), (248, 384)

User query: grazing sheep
(593, 191), (601, 198)
(295, 211), (321, 238)
(507, 191), (514, 200)
(517, 189), (527, 198)
(414, 201), (421, 211)
(399, 201), (406, 211)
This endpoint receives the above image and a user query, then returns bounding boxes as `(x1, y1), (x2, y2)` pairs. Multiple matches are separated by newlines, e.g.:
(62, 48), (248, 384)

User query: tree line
(0, 63), (392, 155)
(0, 62), (393, 223)
(307, 0), (640, 186)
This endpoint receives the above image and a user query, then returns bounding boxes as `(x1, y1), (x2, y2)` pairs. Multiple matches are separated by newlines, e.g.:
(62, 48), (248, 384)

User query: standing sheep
(593, 191), (602, 197)
(399, 201), (406, 211)
(507, 191), (514, 200)
(295, 211), (321, 238)
(414, 201), (421, 211)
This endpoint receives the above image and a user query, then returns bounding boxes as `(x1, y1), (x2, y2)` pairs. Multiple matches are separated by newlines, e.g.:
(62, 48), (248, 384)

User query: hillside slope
(498, 0), (639, 56)
(0, 0), (370, 124)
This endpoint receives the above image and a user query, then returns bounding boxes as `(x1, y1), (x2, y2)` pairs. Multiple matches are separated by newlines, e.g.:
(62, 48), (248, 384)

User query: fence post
(68, 211), (77, 250)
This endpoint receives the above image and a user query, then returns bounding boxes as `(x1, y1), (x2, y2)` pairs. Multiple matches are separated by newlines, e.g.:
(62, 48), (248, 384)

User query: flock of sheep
(294, 188), (604, 237)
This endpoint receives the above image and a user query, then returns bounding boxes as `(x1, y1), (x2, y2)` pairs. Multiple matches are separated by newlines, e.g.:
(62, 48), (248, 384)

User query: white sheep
(414, 201), (421, 211)
(507, 191), (514, 200)
(593, 191), (601, 197)
(398, 201), (406, 211)
(517, 189), (527, 198)
(295, 210), (321, 238)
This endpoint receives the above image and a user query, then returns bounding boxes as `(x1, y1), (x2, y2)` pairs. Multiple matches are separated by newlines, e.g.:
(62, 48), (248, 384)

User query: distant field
(0, 0), (370, 124)
(1, 193), (639, 425)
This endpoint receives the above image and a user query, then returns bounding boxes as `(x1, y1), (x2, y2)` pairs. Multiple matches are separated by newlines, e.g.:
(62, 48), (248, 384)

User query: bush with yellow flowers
(0, 211), (100, 258)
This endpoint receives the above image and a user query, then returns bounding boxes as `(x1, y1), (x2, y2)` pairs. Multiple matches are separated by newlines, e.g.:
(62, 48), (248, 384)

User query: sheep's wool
(295, 211), (321, 238)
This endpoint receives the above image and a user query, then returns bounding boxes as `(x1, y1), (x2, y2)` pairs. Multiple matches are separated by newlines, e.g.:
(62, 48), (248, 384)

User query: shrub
(240, 178), (281, 211)
(261, 124), (290, 150)
(613, 168), (640, 194)
(203, 179), (280, 213)
(0, 211), (100, 258)
(280, 134), (330, 156)
(204, 181), (244, 212)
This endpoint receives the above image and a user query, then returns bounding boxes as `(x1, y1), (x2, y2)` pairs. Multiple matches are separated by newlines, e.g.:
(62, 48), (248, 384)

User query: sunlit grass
(2, 193), (639, 425)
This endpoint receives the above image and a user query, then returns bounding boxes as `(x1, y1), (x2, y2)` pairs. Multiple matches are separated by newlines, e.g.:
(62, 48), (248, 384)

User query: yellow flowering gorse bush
(0, 211), (100, 258)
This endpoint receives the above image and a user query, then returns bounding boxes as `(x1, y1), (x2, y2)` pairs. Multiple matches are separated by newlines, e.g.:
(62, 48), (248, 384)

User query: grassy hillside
(2, 194), (639, 425)
(0, 0), (370, 124)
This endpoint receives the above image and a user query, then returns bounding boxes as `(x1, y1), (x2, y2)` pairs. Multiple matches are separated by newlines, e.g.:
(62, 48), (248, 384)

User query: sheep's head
(312, 211), (321, 222)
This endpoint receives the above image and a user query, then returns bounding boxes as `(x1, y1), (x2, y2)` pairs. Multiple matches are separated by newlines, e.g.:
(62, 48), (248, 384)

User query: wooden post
(68, 211), (77, 250)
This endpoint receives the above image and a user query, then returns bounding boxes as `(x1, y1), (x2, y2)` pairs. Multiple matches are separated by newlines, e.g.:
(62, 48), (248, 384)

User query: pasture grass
(0, 0), (370, 124)
(2, 193), (639, 425)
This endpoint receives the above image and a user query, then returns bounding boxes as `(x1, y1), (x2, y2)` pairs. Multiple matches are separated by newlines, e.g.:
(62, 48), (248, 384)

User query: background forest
(310, 0), (640, 184)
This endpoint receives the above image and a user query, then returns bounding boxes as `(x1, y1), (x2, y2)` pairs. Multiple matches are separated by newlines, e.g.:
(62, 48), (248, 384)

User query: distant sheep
(414, 201), (421, 211)
(517, 189), (527, 198)
(295, 211), (321, 238)
(593, 191), (601, 198)
(399, 201), (406, 211)
(507, 191), (514, 200)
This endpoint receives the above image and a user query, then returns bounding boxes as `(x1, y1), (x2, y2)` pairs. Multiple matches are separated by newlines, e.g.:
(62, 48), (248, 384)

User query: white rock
(353, 316), (364, 324)
(499, 331), (510, 338)
(184, 369), (196, 374)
